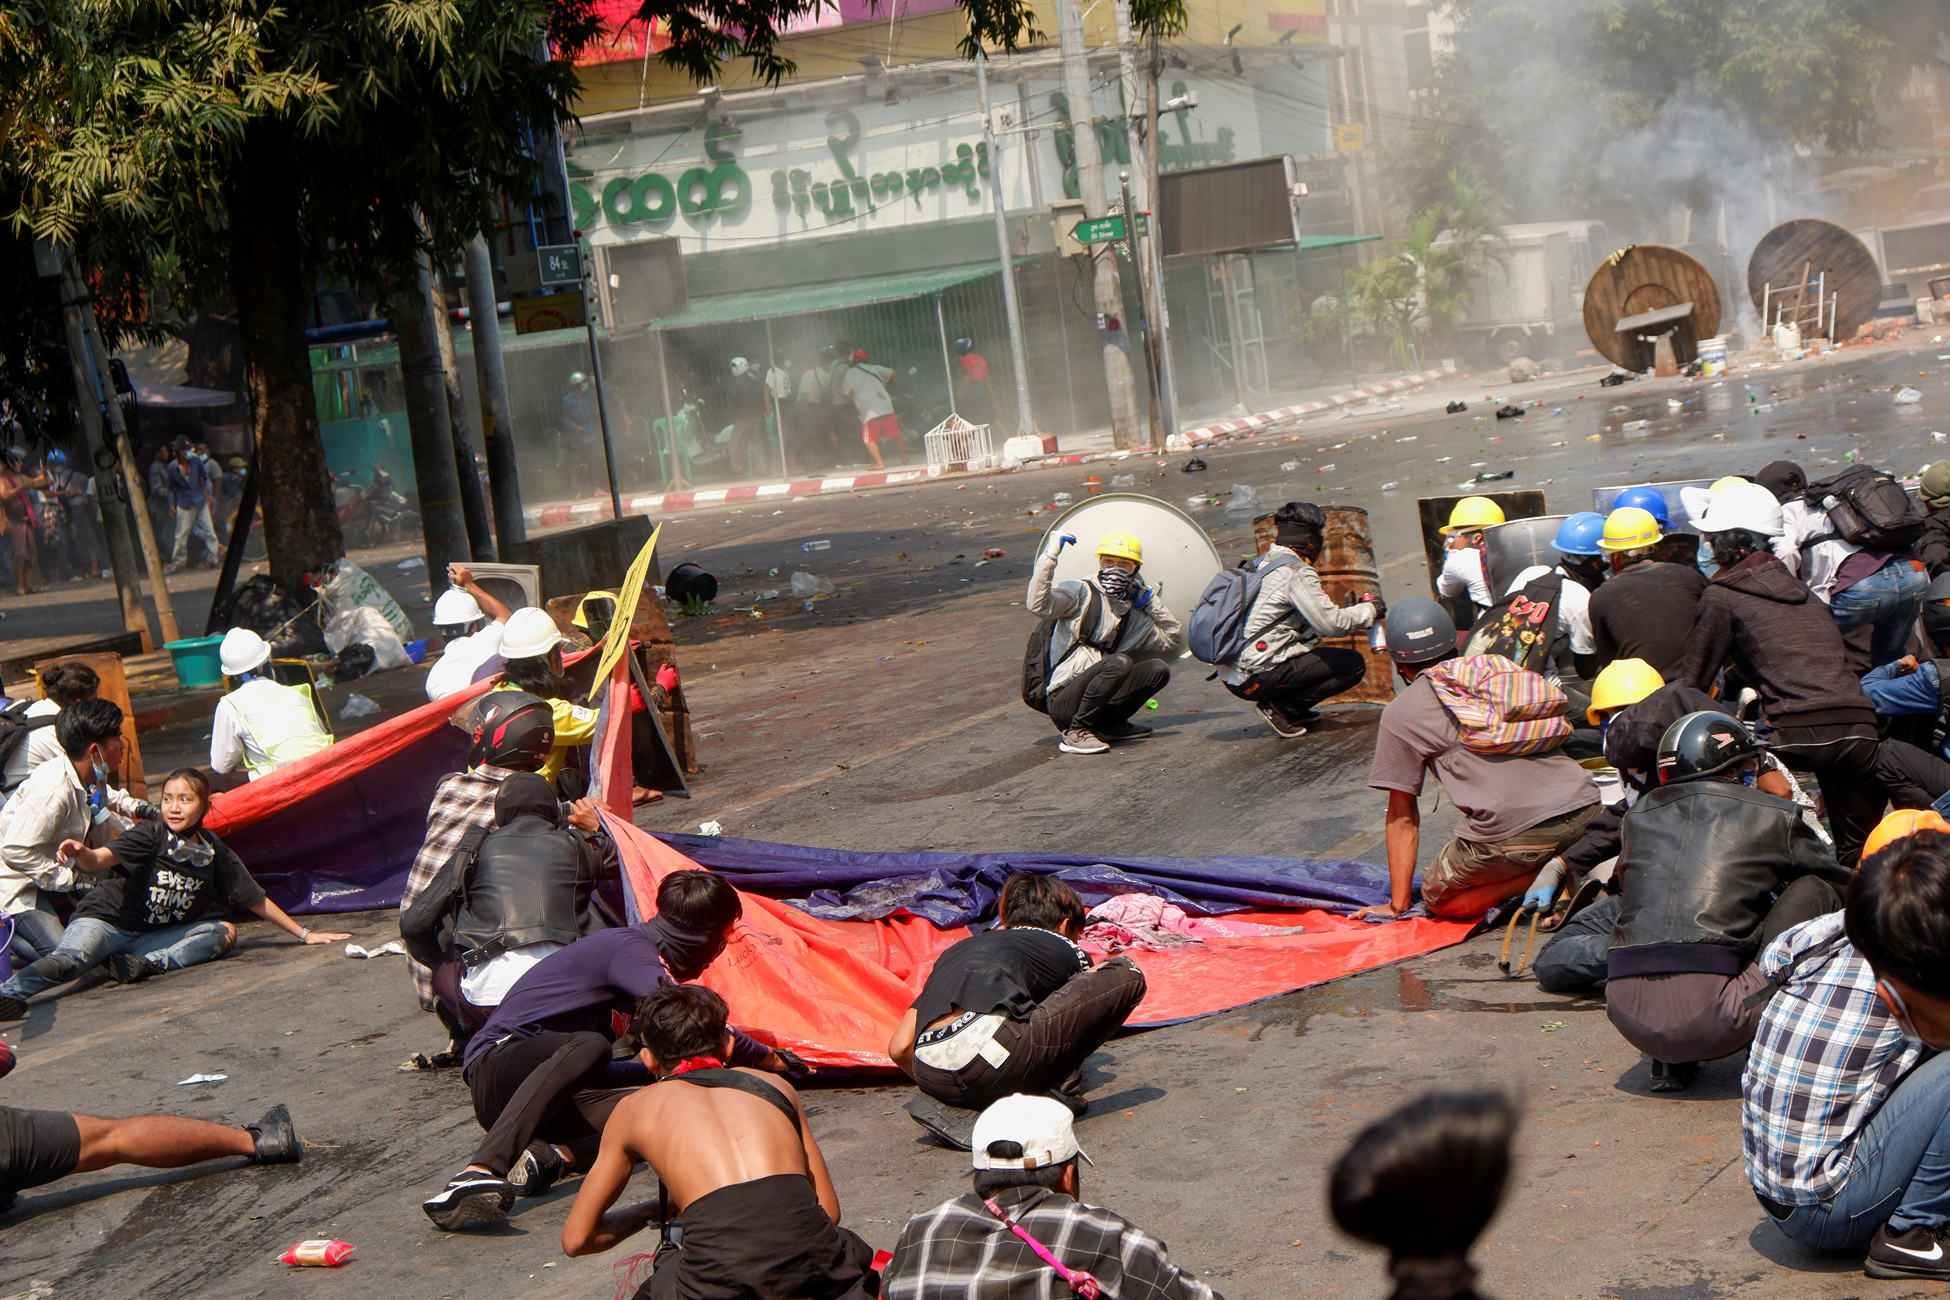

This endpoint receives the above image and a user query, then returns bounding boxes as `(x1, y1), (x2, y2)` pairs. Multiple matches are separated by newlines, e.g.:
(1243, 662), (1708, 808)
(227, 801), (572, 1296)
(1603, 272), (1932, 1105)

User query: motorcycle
(337, 464), (419, 550)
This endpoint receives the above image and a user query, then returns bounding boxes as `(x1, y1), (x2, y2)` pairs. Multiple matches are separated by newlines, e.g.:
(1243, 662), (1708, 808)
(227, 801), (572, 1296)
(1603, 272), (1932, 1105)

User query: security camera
(1162, 91), (1198, 112)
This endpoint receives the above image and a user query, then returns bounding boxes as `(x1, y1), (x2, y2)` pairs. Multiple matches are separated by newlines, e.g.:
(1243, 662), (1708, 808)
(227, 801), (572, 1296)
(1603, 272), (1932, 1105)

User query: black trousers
(1874, 737), (1950, 811)
(911, 958), (1147, 1111)
(1224, 647), (1367, 717)
(465, 1031), (634, 1175)
(1770, 723), (1883, 866)
(1048, 653), (1169, 733)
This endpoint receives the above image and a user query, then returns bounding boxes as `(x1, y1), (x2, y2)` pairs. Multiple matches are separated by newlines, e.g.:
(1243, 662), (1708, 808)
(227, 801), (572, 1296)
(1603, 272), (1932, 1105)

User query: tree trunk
(231, 126), (344, 590)
(392, 244), (472, 580)
(429, 268), (494, 559)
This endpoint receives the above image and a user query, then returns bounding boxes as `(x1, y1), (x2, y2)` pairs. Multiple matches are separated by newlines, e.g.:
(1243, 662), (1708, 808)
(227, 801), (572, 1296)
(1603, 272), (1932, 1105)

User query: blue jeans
(1830, 560), (1927, 668)
(5, 901), (64, 969)
(0, 916), (234, 1000)
(1773, 1051), (1950, 1250)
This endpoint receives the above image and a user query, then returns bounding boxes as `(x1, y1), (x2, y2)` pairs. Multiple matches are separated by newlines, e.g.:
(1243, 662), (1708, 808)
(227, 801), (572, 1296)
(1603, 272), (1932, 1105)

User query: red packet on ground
(279, 1240), (355, 1267)
(871, 1249), (894, 1271)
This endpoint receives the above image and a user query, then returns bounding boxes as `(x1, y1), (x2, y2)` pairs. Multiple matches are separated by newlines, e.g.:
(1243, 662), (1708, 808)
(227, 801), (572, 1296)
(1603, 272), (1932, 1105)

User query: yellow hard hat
(1709, 475), (1748, 492)
(1587, 657), (1665, 724)
(1597, 506), (1663, 552)
(573, 589), (618, 630)
(1441, 496), (1505, 534)
(1096, 530), (1142, 563)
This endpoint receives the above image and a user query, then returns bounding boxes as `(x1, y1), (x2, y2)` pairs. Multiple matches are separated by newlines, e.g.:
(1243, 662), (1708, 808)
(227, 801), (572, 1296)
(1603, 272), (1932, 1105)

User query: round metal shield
(1041, 492), (1225, 657)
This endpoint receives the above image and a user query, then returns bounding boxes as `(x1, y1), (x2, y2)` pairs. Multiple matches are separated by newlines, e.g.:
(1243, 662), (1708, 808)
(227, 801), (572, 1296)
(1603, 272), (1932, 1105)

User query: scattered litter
(1494, 404), (1525, 419)
(758, 589), (779, 601)
(279, 1240), (356, 1268)
(1315, 464), (1336, 474)
(802, 601), (816, 611)
(1896, 387), (1923, 405)
(1145, 699), (1160, 711)
(1182, 457), (1207, 473)
(983, 548), (1005, 559)
(1540, 1021), (1565, 1033)
(1599, 372), (1629, 387)
(789, 572), (835, 596)
(1474, 470), (1514, 482)
(1585, 434), (1603, 442)
(344, 941), (405, 959)
(395, 557), (424, 570)
(1051, 492), (1073, 507)
(1622, 419), (1650, 432)
(698, 821), (724, 836)
(339, 694), (380, 719)
(177, 1073), (227, 1086)
(1469, 462), (1487, 468)
(1667, 398), (1684, 410)
(1397, 435), (1417, 442)
(1110, 474), (1135, 488)
(1933, 432), (1947, 443)
(1446, 400), (1468, 413)
(1223, 484), (1259, 513)
(1280, 460), (1301, 472)
(800, 540), (832, 552)
(1379, 481), (1400, 491)
(1435, 456), (1452, 463)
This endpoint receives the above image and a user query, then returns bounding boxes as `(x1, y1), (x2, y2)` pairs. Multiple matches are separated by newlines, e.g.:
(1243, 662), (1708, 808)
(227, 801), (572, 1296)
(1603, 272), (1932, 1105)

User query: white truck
(1448, 220), (1616, 363)
(1854, 214), (1950, 313)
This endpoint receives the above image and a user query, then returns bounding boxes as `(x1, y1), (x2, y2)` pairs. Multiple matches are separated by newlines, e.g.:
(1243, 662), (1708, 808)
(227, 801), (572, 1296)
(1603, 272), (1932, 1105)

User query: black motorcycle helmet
(467, 691), (556, 771)
(1656, 710), (1758, 785)
(1922, 572), (1950, 648)
(1384, 596), (1457, 669)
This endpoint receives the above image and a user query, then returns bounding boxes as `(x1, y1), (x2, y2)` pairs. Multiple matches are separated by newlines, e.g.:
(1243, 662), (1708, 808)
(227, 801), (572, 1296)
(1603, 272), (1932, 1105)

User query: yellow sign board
(513, 290), (586, 335)
(1333, 122), (1366, 153)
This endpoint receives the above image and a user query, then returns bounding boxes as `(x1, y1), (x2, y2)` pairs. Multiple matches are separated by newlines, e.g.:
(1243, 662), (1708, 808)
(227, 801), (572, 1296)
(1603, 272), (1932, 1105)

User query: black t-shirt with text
(911, 926), (1090, 1027)
(76, 820), (267, 931)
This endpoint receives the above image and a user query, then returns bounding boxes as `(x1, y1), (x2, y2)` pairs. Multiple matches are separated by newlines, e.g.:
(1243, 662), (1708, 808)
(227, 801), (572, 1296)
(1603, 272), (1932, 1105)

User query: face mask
(1097, 566), (1136, 601)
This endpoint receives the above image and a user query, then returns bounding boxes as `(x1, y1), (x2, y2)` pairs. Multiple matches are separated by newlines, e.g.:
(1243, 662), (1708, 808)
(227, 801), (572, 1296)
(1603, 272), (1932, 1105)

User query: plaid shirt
(1741, 914), (1932, 1204)
(400, 764), (521, 1009)
(883, 1186), (1222, 1300)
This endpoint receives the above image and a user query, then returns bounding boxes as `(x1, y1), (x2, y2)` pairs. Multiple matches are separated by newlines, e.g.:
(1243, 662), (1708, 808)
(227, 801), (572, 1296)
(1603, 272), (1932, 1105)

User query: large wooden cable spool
(1582, 244), (1722, 371)
(1746, 217), (1881, 342)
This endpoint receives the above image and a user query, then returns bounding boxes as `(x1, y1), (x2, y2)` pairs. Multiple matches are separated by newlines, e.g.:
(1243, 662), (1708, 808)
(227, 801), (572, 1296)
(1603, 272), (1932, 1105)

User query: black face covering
(641, 915), (727, 982)
(1276, 525), (1324, 556)
(494, 772), (561, 828)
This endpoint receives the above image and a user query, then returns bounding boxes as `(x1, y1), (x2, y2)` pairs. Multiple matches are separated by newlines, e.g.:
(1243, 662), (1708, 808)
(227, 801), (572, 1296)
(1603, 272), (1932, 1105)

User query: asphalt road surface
(4, 339), (1949, 1298)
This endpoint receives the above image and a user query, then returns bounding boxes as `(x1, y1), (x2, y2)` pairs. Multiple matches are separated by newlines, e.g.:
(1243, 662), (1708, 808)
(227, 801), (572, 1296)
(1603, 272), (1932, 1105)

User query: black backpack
(0, 699), (58, 790)
(1806, 467), (1924, 551)
(1021, 584), (1128, 714)
(1462, 570), (1566, 675)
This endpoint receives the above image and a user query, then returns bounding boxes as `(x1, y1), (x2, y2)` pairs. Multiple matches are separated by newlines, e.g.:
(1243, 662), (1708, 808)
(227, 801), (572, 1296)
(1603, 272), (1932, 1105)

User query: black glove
(770, 1046), (813, 1077)
(1365, 593), (1388, 622)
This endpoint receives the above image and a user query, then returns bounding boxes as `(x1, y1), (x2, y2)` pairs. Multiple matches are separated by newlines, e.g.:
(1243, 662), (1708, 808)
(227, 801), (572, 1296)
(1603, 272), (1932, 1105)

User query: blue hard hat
(1553, 511), (1607, 557)
(1612, 485), (1671, 527)
(42, 449), (65, 467)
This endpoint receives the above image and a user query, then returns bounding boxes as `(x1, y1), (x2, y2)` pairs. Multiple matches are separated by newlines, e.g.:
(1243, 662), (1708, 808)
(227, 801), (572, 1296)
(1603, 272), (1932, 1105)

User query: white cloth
(1505, 564), (1596, 656)
(211, 678), (333, 779)
(425, 622), (507, 701)
(1773, 498), (1857, 604)
(458, 941), (563, 1007)
(1436, 546), (1492, 608)
(1, 700), (61, 794)
(838, 363), (895, 421)
(0, 757), (141, 916)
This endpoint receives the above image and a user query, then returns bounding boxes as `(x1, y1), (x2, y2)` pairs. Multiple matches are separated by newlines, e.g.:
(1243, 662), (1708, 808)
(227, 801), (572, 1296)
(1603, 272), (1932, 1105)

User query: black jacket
(1677, 551), (1877, 731)
(1588, 560), (1707, 682)
(1607, 782), (1848, 978)
(1603, 682), (1729, 793)
(1919, 510), (1950, 579)
(399, 815), (620, 971)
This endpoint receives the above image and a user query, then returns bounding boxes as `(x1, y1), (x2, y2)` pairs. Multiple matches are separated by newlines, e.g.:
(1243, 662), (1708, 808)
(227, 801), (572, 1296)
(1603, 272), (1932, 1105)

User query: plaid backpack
(1427, 654), (1571, 756)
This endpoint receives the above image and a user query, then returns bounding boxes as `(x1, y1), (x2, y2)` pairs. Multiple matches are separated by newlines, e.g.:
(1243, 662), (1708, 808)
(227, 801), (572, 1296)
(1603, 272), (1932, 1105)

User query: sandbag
(323, 606), (409, 671)
(316, 557), (413, 643)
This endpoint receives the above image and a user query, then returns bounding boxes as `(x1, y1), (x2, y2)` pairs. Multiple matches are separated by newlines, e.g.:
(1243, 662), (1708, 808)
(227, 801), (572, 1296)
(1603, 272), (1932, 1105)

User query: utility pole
(1056, 0), (1140, 449)
(429, 266), (495, 561)
(1145, 33), (1181, 439)
(393, 246), (472, 579)
(579, 248), (625, 524)
(975, 48), (1036, 441)
(464, 234), (524, 554)
(1112, 0), (1165, 448)
(1119, 171), (1163, 442)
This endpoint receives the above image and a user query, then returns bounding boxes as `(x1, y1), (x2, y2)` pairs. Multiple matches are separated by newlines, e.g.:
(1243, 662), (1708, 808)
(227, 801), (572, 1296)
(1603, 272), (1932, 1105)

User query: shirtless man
(562, 984), (875, 1300)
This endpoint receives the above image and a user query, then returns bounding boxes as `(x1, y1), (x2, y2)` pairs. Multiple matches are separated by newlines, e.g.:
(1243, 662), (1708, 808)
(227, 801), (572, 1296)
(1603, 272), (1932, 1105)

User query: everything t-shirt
(1367, 674), (1597, 843)
(77, 820), (266, 931)
(911, 926), (1090, 1028)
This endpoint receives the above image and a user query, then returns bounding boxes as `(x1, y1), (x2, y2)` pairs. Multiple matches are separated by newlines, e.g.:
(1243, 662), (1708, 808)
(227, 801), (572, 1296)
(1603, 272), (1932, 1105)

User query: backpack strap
(1741, 932), (1848, 1011)
(670, 1067), (802, 1133)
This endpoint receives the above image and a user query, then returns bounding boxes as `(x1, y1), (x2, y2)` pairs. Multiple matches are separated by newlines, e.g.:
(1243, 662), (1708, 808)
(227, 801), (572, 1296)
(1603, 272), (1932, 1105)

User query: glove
(1056, 533), (1077, 551)
(1363, 592), (1387, 622)
(1521, 858), (1568, 913)
(1130, 584), (1153, 610)
(769, 1046), (813, 1077)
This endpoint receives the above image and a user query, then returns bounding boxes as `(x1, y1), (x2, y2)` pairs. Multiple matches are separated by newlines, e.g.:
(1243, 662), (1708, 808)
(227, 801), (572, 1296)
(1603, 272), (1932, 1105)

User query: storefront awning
(648, 261), (1006, 329)
(1298, 234), (1384, 250)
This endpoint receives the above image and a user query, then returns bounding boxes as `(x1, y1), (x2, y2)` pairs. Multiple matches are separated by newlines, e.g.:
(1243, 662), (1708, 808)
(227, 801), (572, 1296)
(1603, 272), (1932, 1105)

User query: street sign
(1071, 215), (1149, 244)
(537, 244), (583, 285)
(1333, 122), (1366, 153)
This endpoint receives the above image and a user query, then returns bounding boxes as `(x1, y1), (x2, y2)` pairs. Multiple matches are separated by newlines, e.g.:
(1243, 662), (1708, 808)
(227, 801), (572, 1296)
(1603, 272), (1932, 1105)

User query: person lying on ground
(400, 772), (620, 1035)
(1026, 529), (1181, 756)
(888, 873), (1144, 1144)
(1742, 809), (1950, 1280)
(421, 868), (804, 1230)
(493, 608), (598, 791)
(1215, 501), (1381, 740)
(424, 564), (516, 702)
(1329, 1090), (1516, 1300)
(398, 690), (599, 1063)
(560, 983), (875, 1300)
(0, 1040), (299, 1215)
(1601, 712), (1850, 1093)
(882, 1091), (1221, 1300)
(1359, 598), (1599, 921)
(0, 699), (149, 971)
(0, 659), (99, 812)
(0, 768), (347, 1021)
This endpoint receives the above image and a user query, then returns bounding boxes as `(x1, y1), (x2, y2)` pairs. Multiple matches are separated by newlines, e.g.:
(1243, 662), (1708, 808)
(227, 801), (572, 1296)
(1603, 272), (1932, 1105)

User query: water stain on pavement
(1242, 964), (1604, 1039)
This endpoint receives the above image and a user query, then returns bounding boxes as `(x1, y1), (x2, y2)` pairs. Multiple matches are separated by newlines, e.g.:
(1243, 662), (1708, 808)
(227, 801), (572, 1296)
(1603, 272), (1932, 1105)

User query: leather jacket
(1607, 781), (1849, 978)
(400, 815), (619, 971)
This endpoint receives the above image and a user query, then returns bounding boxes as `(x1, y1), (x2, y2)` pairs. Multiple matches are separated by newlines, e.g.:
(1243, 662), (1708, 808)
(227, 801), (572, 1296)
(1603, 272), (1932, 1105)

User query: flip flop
(904, 1093), (978, 1151)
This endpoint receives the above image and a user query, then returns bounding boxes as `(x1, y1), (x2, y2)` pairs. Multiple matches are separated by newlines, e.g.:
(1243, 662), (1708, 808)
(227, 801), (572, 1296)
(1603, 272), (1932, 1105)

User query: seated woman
(0, 768), (347, 1020)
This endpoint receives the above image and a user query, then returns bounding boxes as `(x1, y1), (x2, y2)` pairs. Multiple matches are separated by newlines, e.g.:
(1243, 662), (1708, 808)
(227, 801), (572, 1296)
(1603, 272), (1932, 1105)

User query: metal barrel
(1480, 514), (1568, 597)
(1315, 506), (1396, 705)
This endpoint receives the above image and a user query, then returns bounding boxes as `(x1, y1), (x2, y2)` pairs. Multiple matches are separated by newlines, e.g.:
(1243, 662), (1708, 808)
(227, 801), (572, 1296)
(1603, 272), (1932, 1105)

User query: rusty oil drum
(1251, 506), (1396, 705)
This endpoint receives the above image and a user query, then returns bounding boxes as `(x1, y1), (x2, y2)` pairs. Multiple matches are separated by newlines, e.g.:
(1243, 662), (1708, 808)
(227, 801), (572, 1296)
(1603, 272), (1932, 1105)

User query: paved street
(3, 337), (1949, 1298)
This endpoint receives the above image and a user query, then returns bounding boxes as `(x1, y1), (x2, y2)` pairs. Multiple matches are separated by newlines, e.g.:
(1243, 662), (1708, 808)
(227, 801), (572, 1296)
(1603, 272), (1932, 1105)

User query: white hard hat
(729, 357), (751, 376)
(219, 627), (271, 676)
(970, 1094), (1090, 1171)
(1695, 481), (1784, 537)
(433, 588), (484, 627)
(500, 607), (566, 659)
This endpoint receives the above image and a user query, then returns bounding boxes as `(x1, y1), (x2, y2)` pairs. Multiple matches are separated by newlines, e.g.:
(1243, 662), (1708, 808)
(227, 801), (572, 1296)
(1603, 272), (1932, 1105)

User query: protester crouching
(1434, 497), (1500, 623)
(493, 608), (598, 792)
(424, 565), (515, 702)
(1588, 504), (1707, 681)
(209, 628), (333, 781)
(1770, 460), (1928, 669)
(0, 659), (99, 812)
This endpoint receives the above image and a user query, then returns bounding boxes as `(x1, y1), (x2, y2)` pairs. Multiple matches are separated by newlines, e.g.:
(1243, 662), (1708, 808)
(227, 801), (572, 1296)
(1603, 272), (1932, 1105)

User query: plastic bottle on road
(801, 540), (831, 552)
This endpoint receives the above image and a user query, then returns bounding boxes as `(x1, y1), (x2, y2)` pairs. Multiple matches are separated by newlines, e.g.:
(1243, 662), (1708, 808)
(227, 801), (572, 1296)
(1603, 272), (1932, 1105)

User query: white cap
(500, 606), (566, 659)
(1695, 480), (1784, 538)
(219, 627), (271, 676)
(730, 356), (751, 376)
(433, 588), (484, 627)
(970, 1094), (1089, 1171)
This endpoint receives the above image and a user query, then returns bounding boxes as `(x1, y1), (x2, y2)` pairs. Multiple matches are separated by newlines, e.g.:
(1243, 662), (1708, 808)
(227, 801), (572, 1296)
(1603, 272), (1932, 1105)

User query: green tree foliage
(1384, 0), (1924, 223)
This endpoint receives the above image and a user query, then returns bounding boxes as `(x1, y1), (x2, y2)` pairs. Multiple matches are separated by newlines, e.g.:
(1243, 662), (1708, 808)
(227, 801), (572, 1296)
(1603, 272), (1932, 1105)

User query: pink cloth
(1080, 893), (1305, 955)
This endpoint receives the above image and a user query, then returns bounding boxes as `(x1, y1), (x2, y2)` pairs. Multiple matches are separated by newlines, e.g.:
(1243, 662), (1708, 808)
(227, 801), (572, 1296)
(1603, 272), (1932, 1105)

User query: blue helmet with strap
(1552, 512), (1607, 557)
(1612, 485), (1671, 528)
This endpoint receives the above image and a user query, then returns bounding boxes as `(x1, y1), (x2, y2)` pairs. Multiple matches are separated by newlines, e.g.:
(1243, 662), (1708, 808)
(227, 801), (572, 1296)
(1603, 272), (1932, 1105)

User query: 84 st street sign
(1071, 214), (1149, 244)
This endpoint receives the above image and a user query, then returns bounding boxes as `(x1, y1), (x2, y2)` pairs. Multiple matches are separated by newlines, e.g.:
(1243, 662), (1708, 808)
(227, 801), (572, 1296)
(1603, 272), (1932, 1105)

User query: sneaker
(1046, 1087), (1090, 1119)
(422, 1171), (516, 1230)
(1096, 720), (1153, 742)
(1257, 705), (1308, 738)
(508, 1140), (567, 1197)
(904, 1093), (977, 1151)
(1647, 1060), (1699, 1093)
(0, 994), (24, 1022)
(246, 1104), (301, 1165)
(1058, 728), (1109, 755)
(107, 953), (159, 984)
(1867, 1222), (1950, 1279)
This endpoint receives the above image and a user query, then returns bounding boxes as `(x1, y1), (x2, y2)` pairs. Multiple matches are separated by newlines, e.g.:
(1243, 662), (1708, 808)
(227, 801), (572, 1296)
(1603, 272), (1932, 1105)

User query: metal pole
(206, 455), (260, 635)
(975, 50), (1035, 440)
(765, 318), (787, 476)
(1120, 170), (1163, 443)
(464, 234), (524, 553)
(1339, 244), (1355, 386)
(1220, 255), (1248, 414)
(1113, 0), (1165, 449)
(656, 329), (688, 491)
(936, 295), (958, 416)
(581, 256), (625, 522)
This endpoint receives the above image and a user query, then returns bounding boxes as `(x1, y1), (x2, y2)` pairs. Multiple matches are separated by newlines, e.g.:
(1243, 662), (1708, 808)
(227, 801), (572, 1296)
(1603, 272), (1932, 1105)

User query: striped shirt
(399, 764), (522, 1009)
(1741, 914), (1932, 1204)
(883, 1186), (1221, 1300)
